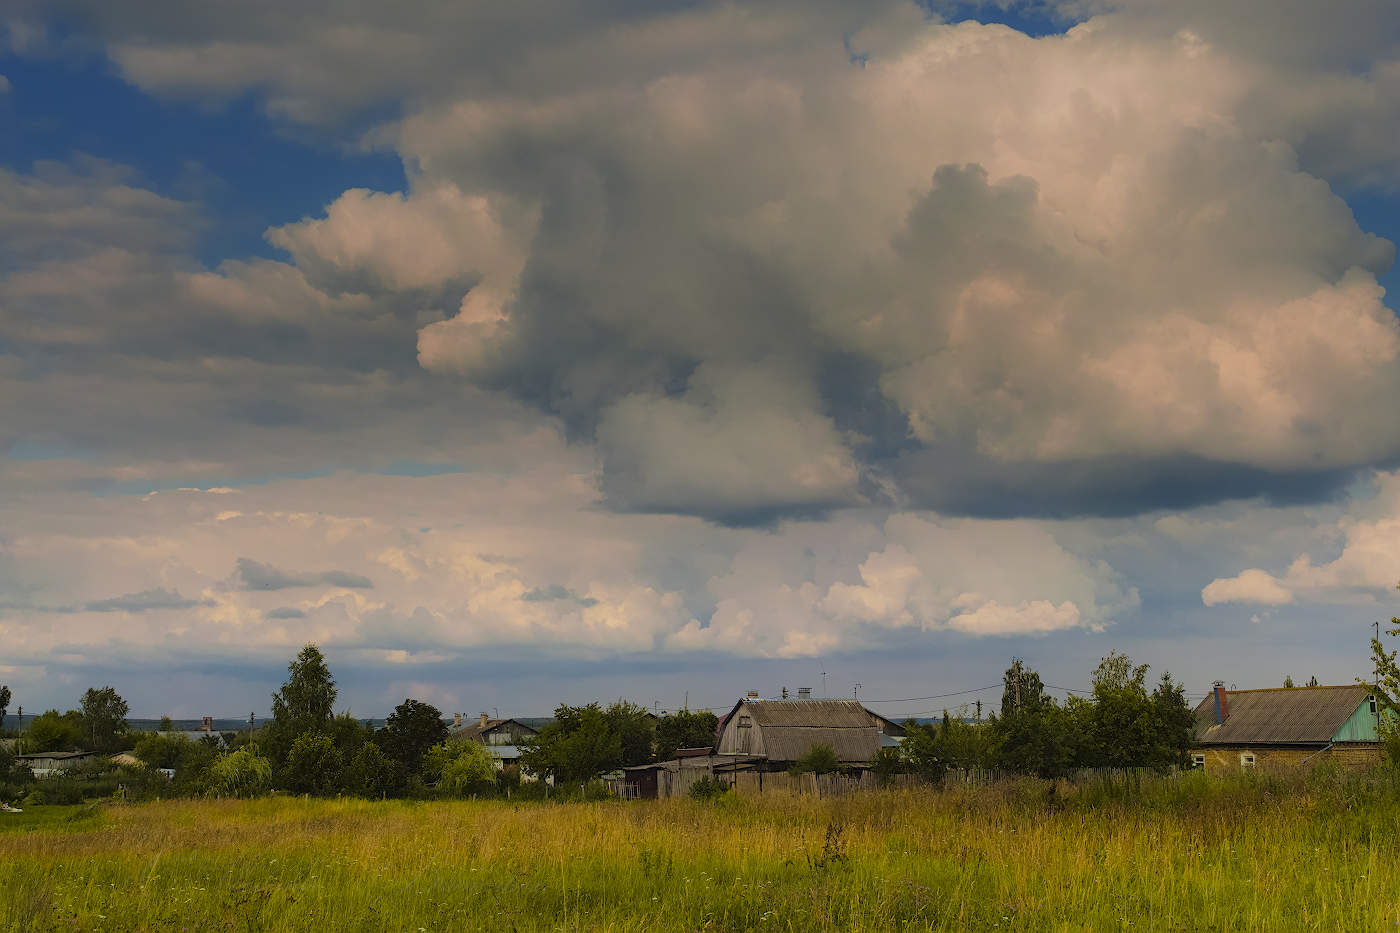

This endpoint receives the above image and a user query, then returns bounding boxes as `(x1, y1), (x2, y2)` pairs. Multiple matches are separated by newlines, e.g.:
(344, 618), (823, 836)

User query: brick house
(1190, 683), (1383, 773)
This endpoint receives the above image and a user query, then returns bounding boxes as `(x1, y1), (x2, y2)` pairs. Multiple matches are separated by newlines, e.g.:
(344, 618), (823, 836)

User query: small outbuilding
(15, 750), (96, 778)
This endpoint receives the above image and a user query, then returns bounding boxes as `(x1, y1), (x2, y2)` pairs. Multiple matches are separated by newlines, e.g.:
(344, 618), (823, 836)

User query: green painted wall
(1332, 698), (1387, 742)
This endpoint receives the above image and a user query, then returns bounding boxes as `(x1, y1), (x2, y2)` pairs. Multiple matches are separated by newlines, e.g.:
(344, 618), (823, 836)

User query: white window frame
(1191, 753), (1205, 769)
(1239, 752), (1255, 769)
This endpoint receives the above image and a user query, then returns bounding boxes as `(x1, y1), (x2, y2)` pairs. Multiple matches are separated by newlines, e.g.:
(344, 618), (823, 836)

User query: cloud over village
(2, 0), (1400, 715)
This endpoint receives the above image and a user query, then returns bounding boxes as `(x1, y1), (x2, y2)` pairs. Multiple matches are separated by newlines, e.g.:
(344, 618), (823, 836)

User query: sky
(3, 0), (1400, 722)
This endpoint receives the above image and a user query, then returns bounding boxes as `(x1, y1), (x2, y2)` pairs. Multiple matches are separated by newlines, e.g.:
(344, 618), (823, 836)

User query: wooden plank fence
(646, 765), (1175, 799)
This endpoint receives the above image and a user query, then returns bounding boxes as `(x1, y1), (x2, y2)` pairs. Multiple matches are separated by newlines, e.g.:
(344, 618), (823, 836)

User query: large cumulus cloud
(3, 0), (1400, 709)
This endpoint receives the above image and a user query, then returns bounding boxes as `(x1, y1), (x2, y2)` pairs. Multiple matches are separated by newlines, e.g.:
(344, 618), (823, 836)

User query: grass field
(4, 770), (1400, 931)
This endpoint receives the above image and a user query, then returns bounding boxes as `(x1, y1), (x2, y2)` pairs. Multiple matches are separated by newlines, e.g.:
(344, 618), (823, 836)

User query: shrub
(688, 775), (731, 800)
(789, 743), (842, 776)
(208, 748), (273, 798)
(345, 742), (398, 798)
(427, 742), (498, 797)
(281, 733), (343, 796)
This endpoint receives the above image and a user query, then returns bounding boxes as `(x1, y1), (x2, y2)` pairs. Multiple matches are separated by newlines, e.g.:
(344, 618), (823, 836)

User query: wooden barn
(713, 697), (905, 770)
(1190, 683), (1383, 773)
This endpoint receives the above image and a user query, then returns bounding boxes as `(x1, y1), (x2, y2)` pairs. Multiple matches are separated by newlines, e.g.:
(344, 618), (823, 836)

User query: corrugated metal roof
(1192, 685), (1370, 745)
(745, 699), (880, 728)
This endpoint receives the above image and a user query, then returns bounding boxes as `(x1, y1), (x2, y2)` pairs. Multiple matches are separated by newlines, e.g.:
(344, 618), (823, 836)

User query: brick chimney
(453, 712), (462, 729)
(479, 712), (490, 728)
(1212, 682), (1229, 725)
(200, 716), (213, 733)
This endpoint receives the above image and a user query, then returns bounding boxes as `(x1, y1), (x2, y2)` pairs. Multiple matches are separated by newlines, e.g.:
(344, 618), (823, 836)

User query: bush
(687, 775), (731, 800)
(282, 733), (343, 796)
(345, 742), (398, 798)
(789, 743), (842, 776)
(426, 742), (498, 797)
(208, 748), (273, 798)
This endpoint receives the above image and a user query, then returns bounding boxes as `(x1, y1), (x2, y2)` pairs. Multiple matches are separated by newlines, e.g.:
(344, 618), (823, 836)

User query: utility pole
(976, 699), (982, 723)
(853, 683), (862, 701)
(1376, 620), (1383, 731)
(1012, 658), (1022, 712)
(821, 671), (828, 698)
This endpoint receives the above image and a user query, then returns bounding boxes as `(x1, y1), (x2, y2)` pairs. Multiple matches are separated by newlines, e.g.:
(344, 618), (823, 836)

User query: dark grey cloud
(82, 587), (210, 612)
(521, 584), (598, 608)
(235, 558), (371, 590)
(264, 606), (307, 619)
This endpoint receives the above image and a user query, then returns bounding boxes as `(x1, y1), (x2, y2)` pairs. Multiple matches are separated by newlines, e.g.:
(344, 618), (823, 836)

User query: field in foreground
(4, 772), (1400, 931)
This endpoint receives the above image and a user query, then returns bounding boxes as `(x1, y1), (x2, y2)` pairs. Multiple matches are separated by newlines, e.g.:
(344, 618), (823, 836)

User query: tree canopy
(265, 643), (337, 764)
(80, 686), (130, 752)
(654, 708), (718, 761)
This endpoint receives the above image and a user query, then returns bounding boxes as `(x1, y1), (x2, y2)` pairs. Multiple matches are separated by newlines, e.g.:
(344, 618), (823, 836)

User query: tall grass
(4, 769), (1400, 930)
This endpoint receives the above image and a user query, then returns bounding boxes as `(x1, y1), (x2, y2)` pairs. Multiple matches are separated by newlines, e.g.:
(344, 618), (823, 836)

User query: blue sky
(2, 0), (1399, 720)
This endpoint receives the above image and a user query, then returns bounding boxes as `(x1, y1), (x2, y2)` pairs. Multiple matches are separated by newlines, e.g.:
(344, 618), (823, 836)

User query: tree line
(872, 653), (1198, 783)
(0, 644), (719, 804)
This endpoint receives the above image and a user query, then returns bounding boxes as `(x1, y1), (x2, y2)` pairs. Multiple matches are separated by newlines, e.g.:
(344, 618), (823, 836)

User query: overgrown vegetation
(891, 652), (1196, 780)
(7, 770), (1400, 931)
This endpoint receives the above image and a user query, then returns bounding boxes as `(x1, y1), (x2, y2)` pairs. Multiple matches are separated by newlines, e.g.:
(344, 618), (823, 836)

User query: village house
(1190, 682), (1384, 773)
(451, 712), (539, 771)
(714, 695), (906, 770)
(621, 693), (908, 799)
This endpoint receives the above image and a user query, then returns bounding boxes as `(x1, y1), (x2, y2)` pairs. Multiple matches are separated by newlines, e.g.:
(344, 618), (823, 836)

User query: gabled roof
(720, 698), (884, 763)
(453, 717), (538, 743)
(1192, 685), (1371, 745)
(16, 750), (93, 760)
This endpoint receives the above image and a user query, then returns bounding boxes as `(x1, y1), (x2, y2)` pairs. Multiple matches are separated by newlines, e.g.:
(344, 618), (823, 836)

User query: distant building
(714, 697), (906, 770)
(15, 750), (96, 778)
(452, 713), (540, 771)
(1190, 683), (1384, 773)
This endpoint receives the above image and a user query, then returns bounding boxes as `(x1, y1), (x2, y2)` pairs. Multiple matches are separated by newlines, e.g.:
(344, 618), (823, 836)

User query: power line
(857, 684), (1003, 704)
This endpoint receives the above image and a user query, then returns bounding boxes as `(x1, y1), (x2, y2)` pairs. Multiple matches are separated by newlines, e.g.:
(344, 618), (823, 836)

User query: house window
(1369, 695), (1378, 715)
(737, 714), (752, 729)
(1239, 753), (1255, 769)
(1191, 754), (1205, 769)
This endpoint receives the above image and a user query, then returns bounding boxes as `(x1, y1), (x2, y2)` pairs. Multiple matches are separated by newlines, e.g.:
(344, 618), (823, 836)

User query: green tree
(518, 703), (622, 783)
(900, 722), (949, 782)
(604, 700), (656, 767)
(159, 715), (174, 731)
(134, 732), (192, 769)
(1365, 596), (1400, 764)
(376, 699), (448, 779)
(0, 685), (10, 731)
(265, 644), (337, 765)
(789, 742), (842, 775)
(869, 746), (908, 785)
(426, 741), (498, 796)
(208, 748), (273, 797)
(988, 660), (1075, 778)
(1073, 653), (1195, 771)
(81, 686), (130, 752)
(344, 742), (398, 798)
(28, 710), (86, 752)
(1283, 675), (1295, 688)
(282, 732), (343, 795)
(655, 708), (719, 761)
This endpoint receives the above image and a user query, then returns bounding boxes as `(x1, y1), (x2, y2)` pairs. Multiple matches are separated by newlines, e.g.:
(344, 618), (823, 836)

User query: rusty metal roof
(1192, 685), (1370, 745)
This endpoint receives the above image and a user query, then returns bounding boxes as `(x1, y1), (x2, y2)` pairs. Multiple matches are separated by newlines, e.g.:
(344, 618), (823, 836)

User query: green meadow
(5, 771), (1400, 931)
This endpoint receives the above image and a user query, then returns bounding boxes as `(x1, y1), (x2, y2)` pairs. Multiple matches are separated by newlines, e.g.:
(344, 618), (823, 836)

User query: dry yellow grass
(4, 771), (1400, 930)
